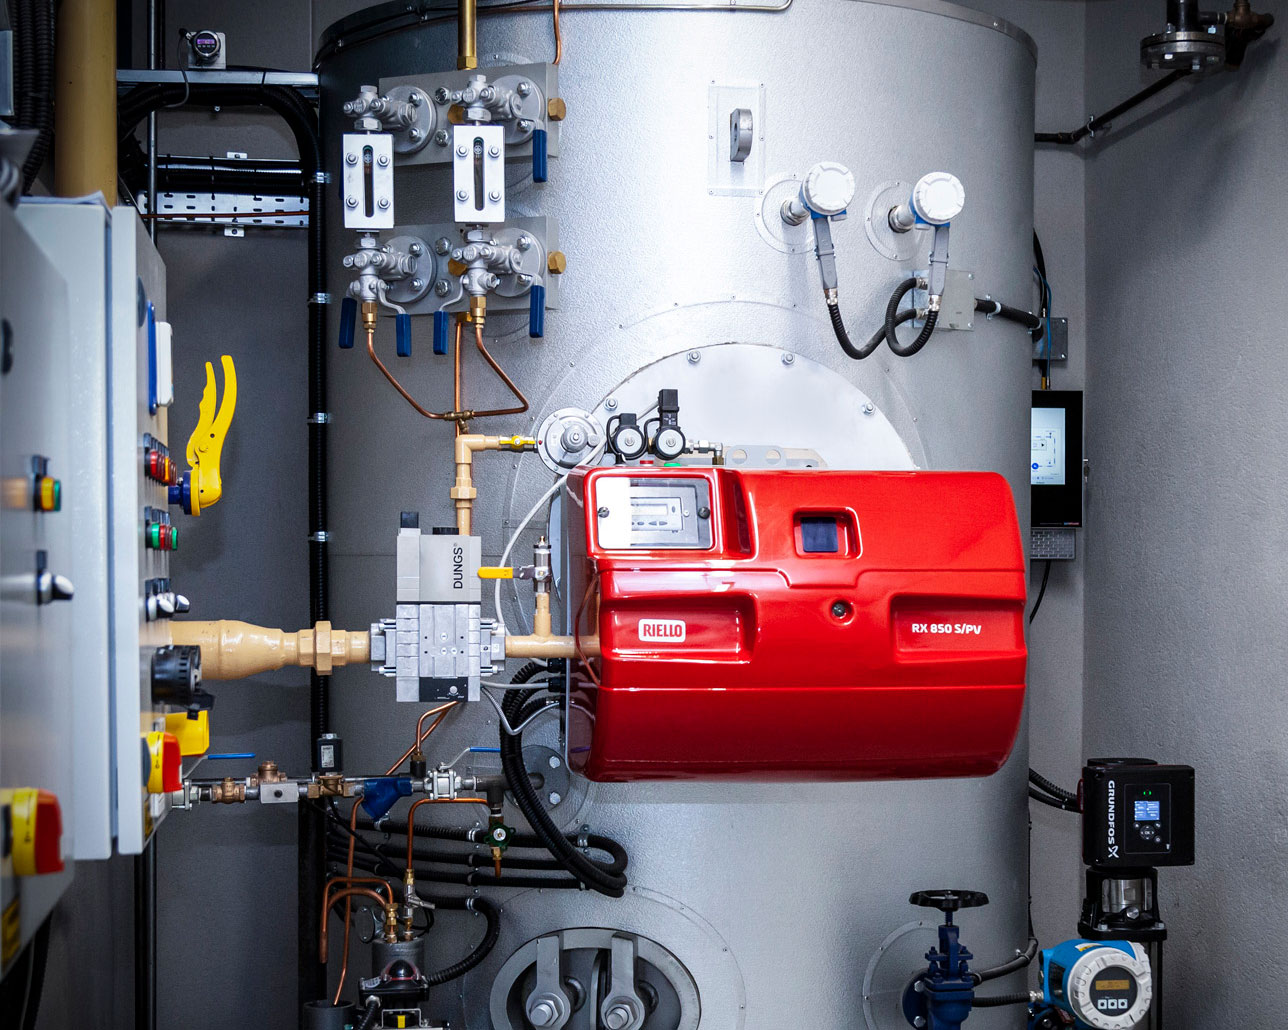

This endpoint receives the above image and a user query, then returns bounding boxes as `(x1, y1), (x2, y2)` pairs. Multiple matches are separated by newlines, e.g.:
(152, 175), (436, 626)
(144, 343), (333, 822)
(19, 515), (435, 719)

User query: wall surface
(1081, 2), (1287, 1027)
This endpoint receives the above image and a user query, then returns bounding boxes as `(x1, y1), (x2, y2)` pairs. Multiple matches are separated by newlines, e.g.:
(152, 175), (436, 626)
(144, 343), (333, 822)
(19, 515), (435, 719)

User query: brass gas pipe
(168, 620), (368, 680)
(458, 0), (478, 69)
(452, 433), (537, 535)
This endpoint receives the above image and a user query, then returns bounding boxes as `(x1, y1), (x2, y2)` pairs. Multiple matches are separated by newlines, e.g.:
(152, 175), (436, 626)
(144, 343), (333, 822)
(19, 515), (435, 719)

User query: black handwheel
(909, 889), (990, 913)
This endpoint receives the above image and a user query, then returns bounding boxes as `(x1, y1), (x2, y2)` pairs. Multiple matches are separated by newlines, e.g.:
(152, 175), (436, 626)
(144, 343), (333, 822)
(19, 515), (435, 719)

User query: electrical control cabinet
(0, 203), (76, 971)
(565, 466), (1029, 781)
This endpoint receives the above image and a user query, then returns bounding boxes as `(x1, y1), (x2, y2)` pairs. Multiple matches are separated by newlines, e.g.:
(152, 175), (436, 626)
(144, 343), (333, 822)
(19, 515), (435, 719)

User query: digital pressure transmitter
(1039, 939), (1152, 1030)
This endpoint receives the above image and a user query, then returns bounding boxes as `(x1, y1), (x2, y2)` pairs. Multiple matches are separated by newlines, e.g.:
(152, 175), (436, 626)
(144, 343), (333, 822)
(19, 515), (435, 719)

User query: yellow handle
(478, 567), (514, 580)
(185, 355), (237, 514)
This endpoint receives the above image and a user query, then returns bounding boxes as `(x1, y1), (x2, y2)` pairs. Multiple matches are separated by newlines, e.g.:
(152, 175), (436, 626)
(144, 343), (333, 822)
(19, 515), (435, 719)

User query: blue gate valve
(902, 889), (990, 1030)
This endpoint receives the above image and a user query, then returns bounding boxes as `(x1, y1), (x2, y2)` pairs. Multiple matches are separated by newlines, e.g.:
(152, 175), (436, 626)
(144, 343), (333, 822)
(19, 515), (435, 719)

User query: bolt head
(782, 352), (795, 365)
(517, 81), (532, 97)
(687, 350), (701, 364)
(517, 273), (533, 286)
(456, 144), (469, 157)
(344, 152), (358, 165)
(345, 196), (358, 208)
(410, 91), (423, 107)
(488, 189), (501, 202)
(604, 1005), (634, 1030)
(516, 234), (532, 251)
(433, 129), (450, 146)
(488, 145), (501, 158)
(377, 197), (390, 209)
(548, 755), (561, 768)
(408, 128), (422, 141)
(342, 254), (354, 267)
(411, 278), (423, 290)
(434, 280), (451, 297)
(456, 189), (469, 201)
(605, 397), (618, 410)
(518, 118), (534, 132)
(528, 1001), (557, 1028)
(597, 506), (610, 518)
(862, 402), (875, 415)
(435, 237), (452, 255)
(409, 243), (423, 257)
(831, 600), (851, 618)
(449, 685), (459, 696)
(434, 86), (450, 103)
(548, 791), (562, 805)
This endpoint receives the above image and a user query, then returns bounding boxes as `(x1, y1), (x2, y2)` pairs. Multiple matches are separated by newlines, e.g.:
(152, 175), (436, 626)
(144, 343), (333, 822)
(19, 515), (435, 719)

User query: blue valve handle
(338, 296), (357, 350)
(395, 312), (412, 357)
(147, 301), (158, 414)
(532, 128), (548, 184)
(433, 310), (450, 356)
(529, 283), (546, 339)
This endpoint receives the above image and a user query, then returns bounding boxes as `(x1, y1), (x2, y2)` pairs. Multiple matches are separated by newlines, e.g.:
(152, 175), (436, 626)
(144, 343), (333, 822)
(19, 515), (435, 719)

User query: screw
(408, 128), (422, 142)
(434, 86), (450, 103)
(548, 792), (561, 805)
(597, 507), (609, 518)
(518, 118), (534, 132)
(377, 154), (390, 167)
(409, 243), (422, 257)
(517, 81), (532, 97)
(433, 129), (450, 146)
(605, 397), (618, 410)
(831, 601), (851, 618)
(517, 273), (533, 286)
(456, 189), (469, 201)
(411, 278), (423, 290)
(516, 234), (532, 251)
(345, 196), (358, 208)
(435, 237), (452, 255)
(342, 255), (354, 267)
(782, 352), (795, 365)
(344, 152), (358, 166)
(488, 189), (501, 202)
(377, 197), (390, 209)
(687, 350), (701, 364)
(410, 92), (423, 107)
(434, 280), (451, 297)
(697, 507), (710, 519)
(548, 755), (561, 769)
(862, 402), (875, 415)
(488, 145), (501, 158)
(528, 1001), (558, 1028)
(449, 685), (459, 695)
(914, 1019), (927, 1028)
(604, 1005), (634, 1030)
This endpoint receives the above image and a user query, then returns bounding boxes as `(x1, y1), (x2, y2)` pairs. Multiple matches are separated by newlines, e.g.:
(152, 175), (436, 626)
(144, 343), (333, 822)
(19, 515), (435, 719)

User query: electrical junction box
(1082, 759), (1195, 868)
(563, 466), (1028, 781)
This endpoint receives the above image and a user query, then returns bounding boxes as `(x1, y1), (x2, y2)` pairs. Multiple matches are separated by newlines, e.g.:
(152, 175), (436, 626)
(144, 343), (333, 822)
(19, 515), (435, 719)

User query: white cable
(480, 688), (562, 735)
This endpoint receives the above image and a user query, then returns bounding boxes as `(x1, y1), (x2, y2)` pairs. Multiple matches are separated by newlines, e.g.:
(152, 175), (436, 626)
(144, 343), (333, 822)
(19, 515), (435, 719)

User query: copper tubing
(405, 797), (490, 871)
(329, 806), (390, 1002)
(55, 0), (117, 200)
(454, 319), (464, 436)
(386, 702), (457, 776)
(552, 0), (563, 63)
(321, 885), (394, 963)
(469, 324), (529, 418)
(367, 326), (458, 421)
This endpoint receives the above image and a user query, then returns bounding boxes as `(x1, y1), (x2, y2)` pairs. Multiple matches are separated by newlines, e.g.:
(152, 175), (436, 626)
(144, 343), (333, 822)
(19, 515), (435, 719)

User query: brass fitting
(361, 300), (379, 332)
(466, 294), (487, 326)
(211, 777), (247, 804)
(546, 251), (567, 275)
(383, 904), (400, 943)
(457, 0), (477, 69)
(452, 434), (538, 535)
(168, 620), (370, 681)
(546, 97), (567, 122)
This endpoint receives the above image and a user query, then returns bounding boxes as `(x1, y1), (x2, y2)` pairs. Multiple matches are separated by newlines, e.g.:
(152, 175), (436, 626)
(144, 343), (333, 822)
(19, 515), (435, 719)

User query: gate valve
(902, 889), (989, 1030)
(169, 355), (237, 515)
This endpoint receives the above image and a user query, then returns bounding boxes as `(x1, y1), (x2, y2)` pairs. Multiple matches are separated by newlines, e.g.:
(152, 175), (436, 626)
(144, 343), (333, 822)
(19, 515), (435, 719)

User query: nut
(546, 251), (567, 275)
(547, 97), (567, 121)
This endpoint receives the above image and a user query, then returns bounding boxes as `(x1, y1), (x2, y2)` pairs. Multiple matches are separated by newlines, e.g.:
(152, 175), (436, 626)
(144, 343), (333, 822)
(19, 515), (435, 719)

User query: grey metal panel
(319, 2), (1036, 1028)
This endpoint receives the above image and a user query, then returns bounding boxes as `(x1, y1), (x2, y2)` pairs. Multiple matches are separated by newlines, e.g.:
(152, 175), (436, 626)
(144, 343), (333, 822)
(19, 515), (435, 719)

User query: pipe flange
(385, 85), (435, 153)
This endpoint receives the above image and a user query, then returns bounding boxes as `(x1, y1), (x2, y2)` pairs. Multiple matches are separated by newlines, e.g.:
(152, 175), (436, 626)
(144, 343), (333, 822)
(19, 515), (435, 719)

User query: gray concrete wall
(1081, 2), (1287, 1026)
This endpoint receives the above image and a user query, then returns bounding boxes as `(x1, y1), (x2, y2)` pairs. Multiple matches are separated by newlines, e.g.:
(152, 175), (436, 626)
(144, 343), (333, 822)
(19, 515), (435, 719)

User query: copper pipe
(552, 0), (563, 63)
(320, 886), (393, 963)
(468, 324), (530, 418)
(405, 797), (490, 871)
(387, 702), (457, 776)
(367, 327), (460, 421)
(453, 318), (465, 436)
(330, 803), (370, 1004)
(458, 0), (478, 69)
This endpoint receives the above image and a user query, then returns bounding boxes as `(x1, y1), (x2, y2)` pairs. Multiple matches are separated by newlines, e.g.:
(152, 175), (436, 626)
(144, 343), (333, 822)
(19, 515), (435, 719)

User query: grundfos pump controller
(563, 466), (1028, 781)
(1082, 759), (1195, 868)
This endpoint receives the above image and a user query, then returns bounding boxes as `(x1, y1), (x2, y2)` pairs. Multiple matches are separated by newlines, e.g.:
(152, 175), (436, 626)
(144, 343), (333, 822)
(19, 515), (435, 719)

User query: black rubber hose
(974, 298), (1043, 332)
(334, 827), (625, 875)
(500, 687), (627, 896)
(354, 996), (381, 1030)
(1032, 232), (1049, 344)
(1029, 787), (1079, 813)
(423, 896), (501, 984)
(972, 992), (1031, 1008)
(884, 278), (938, 357)
(20, 0), (53, 189)
(973, 937), (1039, 985)
(830, 303), (915, 360)
(1028, 769), (1077, 804)
(13, 1), (34, 133)
(337, 848), (584, 890)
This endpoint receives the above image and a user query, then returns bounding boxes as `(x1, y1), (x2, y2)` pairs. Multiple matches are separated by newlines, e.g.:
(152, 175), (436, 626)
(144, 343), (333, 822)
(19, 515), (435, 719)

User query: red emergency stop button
(146, 731), (183, 793)
(3, 788), (64, 875)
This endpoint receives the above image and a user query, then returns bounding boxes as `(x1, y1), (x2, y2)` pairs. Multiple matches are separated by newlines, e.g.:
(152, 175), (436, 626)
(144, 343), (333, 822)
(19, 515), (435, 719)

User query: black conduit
(422, 896), (501, 984)
(973, 937), (1039, 985)
(884, 278), (938, 357)
(974, 298), (1043, 332)
(972, 992), (1032, 1008)
(118, 82), (330, 1021)
(830, 304), (917, 361)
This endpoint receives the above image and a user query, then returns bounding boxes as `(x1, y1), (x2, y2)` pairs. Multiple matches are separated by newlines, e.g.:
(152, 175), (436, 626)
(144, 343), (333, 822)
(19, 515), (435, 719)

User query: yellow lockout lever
(176, 355), (237, 515)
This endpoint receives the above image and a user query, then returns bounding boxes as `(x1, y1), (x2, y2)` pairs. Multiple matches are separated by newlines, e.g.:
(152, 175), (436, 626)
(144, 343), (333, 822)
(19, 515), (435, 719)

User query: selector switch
(151, 645), (215, 715)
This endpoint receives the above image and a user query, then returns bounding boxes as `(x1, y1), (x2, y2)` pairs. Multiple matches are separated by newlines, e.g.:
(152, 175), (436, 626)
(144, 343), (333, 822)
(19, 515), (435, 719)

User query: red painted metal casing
(564, 467), (1027, 781)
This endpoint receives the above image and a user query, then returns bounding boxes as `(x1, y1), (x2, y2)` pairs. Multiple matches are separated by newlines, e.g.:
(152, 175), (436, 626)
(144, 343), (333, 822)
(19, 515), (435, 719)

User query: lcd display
(1134, 800), (1161, 822)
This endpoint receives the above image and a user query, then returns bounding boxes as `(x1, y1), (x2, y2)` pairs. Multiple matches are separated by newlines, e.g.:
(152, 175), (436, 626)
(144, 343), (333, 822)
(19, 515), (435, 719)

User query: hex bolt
(687, 350), (701, 364)
(456, 144), (469, 157)
(548, 791), (562, 805)
(605, 397), (618, 410)
(377, 197), (390, 210)
(410, 92), (423, 107)
(604, 1005), (635, 1030)
(345, 196), (358, 208)
(518, 118), (534, 132)
(344, 152), (358, 165)
(516, 235), (532, 251)
(342, 100), (355, 114)
(548, 755), (561, 769)
(529, 1002), (558, 1028)
(782, 352), (795, 365)
(409, 243), (423, 257)
(517, 273), (533, 286)
(342, 254), (354, 267)
(411, 278), (423, 290)
(914, 1019), (927, 1029)
(862, 402), (875, 415)
(433, 86), (450, 104)
(408, 128), (422, 142)
(376, 154), (390, 167)
(433, 129), (450, 146)
(435, 237), (452, 255)
(517, 81), (532, 97)
(597, 507), (610, 518)
(434, 280), (451, 297)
